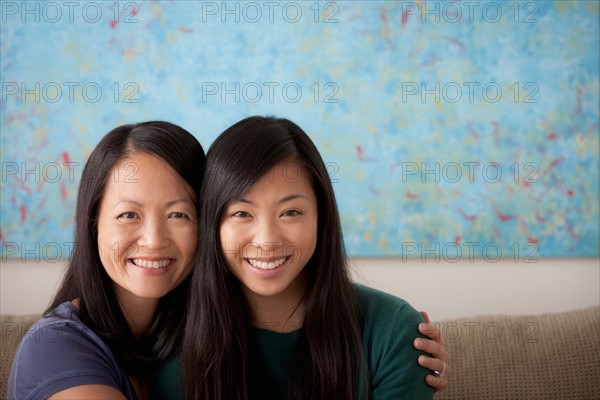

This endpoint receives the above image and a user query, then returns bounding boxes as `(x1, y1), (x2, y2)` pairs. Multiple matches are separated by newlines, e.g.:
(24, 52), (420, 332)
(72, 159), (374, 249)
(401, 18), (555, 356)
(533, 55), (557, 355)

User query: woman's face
(96, 152), (198, 305)
(220, 160), (318, 305)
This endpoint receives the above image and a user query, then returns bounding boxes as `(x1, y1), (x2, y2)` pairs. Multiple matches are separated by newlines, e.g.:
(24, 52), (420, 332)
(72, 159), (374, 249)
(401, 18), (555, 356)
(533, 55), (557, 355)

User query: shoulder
(355, 284), (424, 332)
(353, 284), (433, 399)
(354, 284), (425, 350)
(8, 302), (135, 400)
(14, 302), (105, 359)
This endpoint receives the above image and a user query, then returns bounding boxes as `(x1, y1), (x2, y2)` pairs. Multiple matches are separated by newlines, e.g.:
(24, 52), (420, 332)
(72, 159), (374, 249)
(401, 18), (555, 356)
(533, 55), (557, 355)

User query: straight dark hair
(182, 116), (368, 399)
(48, 121), (205, 376)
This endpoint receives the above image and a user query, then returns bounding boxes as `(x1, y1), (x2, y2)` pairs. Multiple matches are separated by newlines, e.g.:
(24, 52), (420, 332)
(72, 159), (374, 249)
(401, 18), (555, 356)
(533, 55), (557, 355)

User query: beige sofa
(2, 307), (599, 399)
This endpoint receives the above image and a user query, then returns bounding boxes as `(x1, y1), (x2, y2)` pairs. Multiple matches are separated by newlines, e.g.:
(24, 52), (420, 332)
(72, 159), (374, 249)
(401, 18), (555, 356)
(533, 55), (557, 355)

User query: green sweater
(150, 285), (433, 399)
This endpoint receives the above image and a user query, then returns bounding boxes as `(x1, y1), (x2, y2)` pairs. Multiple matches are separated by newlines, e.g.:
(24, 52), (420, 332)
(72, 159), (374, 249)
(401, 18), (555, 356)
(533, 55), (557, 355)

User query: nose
(251, 218), (282, 257)
(138, 218), (170, 249)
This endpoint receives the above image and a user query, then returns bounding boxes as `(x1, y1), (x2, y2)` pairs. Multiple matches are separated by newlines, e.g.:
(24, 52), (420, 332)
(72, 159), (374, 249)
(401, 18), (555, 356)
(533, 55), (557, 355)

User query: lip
(244, 256), (291, 277)
(127, 258), (174, 276)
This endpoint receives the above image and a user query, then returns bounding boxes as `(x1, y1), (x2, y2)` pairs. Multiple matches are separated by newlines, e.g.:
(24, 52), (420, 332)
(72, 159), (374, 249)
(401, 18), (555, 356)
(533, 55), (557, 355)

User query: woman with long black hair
(181, 116), (442, 399)
(9, 122), (206, 399)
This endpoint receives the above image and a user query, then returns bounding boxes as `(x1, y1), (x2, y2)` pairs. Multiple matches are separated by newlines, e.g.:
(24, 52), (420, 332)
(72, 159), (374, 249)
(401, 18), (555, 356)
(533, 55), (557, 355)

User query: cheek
(302, 218), (318, 246)
(182, 236), (198, 261)
(220, 222), (234, 240)
(97, 222), (139, 262)
(219, 223), (239, 251)
(175, 223), (198, 256)
(287, 224), (317, 264)
(219, 226), (241, 267)
(302, 220), (318, 259)
(98, 218), (126, 244)
(96, 222), (114, 261)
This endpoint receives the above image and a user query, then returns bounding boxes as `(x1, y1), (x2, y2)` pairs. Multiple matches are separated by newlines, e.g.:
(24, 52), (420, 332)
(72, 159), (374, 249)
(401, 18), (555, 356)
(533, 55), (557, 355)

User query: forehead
(102, 153), (193, 200)
(246, 160), (314, 195)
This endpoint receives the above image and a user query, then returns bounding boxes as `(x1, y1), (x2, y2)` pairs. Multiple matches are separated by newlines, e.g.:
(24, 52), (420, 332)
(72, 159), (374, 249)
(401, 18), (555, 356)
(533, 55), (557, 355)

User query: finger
(414, 338), (447, 360)
(425, 374), (448, 391)
(418, 354), (448, 373)
(418, 322), (440, 342)
(420, 311), (431, 324)
(418, 353), (450, 392)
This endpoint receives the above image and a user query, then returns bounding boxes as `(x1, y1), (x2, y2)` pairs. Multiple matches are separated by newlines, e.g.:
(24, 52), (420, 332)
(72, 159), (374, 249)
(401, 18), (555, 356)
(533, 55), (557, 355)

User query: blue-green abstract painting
(1, 1), (598, 259)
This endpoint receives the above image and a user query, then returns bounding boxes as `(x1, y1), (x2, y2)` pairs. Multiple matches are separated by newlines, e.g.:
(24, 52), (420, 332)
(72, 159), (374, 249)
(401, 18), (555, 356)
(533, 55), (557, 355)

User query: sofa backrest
(435, 306), (600, 400)
(1, 314), (40, 400)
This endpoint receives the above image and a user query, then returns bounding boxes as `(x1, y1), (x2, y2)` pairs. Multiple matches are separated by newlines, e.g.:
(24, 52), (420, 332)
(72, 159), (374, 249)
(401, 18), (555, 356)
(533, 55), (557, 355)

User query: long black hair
(182, 116), (367, 399)
(48, 121), (205, 376)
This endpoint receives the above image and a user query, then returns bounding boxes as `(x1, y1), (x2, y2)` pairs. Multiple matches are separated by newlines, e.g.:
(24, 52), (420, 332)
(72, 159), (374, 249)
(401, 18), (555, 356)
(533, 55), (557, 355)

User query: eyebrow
(116, 198), (193, 207)
(239, 194), (309, 205)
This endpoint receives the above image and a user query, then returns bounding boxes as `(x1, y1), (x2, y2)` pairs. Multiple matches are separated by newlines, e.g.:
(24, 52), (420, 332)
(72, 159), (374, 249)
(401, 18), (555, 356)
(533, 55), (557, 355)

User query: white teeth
(247, 256), (287, 270)
(132, 259), (171, 269)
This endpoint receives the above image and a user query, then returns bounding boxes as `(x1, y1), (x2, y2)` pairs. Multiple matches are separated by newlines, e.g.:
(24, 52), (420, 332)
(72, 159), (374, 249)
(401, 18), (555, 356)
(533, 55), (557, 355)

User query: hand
(414, 311), (449, 391)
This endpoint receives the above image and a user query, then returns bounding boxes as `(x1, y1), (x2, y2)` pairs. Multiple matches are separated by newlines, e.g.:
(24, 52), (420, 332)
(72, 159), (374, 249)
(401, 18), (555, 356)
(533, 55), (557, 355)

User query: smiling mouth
(130, 258), (172, 269)
(246, 256), (290, 270)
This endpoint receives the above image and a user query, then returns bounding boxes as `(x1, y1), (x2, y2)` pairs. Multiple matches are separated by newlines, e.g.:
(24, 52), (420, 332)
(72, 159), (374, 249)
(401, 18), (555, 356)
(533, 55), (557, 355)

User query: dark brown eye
(282, 210), (301, 217)
(169, 212), (188, 219)
(119, 212), (137, 219)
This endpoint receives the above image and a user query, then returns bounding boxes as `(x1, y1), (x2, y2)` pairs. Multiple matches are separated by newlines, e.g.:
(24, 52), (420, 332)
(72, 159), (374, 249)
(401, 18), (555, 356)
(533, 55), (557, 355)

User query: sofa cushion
(435, 306), (600, 400)
(1, 314), (40, 400)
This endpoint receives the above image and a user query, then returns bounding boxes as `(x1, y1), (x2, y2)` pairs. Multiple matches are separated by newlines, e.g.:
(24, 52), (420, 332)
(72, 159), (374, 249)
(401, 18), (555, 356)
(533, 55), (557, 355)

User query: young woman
(8, 121), (206, 399)
(180, 116), (444, 399)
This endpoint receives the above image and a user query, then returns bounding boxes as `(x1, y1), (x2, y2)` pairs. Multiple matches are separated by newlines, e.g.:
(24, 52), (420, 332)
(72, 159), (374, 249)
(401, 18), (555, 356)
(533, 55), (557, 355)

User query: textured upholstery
(1, 307), (599, 399)
(1, 314), (40, 400)
(435, 307), (600, 400)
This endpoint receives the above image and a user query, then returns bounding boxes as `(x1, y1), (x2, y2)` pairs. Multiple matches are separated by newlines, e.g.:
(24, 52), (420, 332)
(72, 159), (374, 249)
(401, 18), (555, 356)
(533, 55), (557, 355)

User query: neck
(245, 274), (307, 333)
(71, 294), (158, 338)
(251, 296), (305, 333)
(114, 289), (159, 339)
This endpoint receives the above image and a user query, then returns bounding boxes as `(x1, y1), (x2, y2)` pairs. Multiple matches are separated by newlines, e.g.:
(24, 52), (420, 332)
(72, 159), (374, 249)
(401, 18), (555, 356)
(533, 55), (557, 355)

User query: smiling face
(96, 152), (198, 306)
(219, 160), (318, 306)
